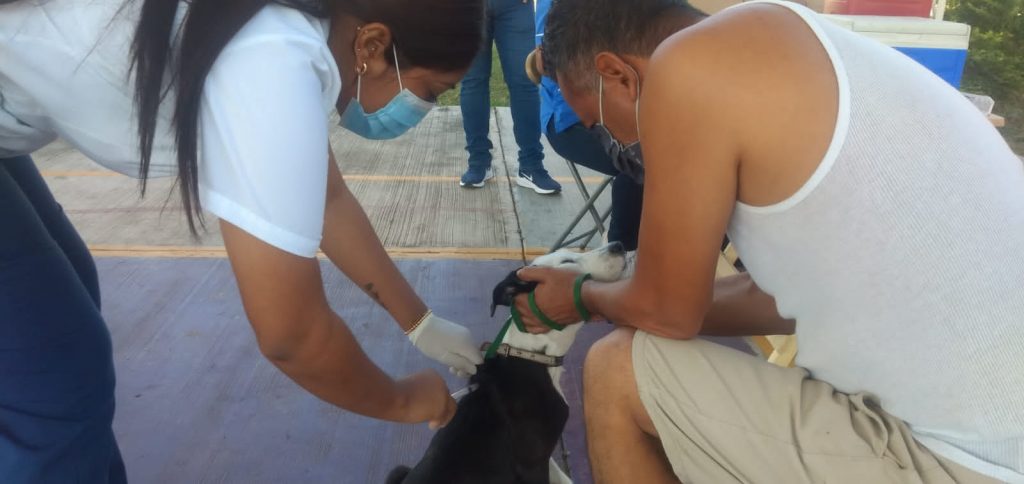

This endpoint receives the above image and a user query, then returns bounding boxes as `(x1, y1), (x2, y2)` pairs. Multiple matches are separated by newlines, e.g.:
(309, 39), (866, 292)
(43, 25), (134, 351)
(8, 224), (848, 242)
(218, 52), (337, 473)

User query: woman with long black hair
(0, 0), (485, 481)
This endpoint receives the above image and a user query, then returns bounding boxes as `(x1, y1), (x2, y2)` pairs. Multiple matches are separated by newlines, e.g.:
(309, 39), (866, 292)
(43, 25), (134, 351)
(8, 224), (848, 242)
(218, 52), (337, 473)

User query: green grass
(438, 46), (511, 107)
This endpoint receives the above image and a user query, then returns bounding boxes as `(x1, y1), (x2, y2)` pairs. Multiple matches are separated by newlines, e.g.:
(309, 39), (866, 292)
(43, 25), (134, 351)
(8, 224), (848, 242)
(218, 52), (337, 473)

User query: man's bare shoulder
(648, 3), (827, 89)
(644, 3), (837, 142)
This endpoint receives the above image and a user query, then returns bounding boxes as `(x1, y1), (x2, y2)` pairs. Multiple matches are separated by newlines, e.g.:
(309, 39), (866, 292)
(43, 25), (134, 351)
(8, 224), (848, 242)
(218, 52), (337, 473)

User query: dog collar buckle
(483, 342), (563, 367)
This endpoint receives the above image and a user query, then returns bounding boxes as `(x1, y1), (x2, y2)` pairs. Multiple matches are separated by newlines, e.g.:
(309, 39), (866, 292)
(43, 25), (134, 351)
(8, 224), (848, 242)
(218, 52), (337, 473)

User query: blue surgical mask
(589, 69), (645, 184)
(340, 44), (434, 140)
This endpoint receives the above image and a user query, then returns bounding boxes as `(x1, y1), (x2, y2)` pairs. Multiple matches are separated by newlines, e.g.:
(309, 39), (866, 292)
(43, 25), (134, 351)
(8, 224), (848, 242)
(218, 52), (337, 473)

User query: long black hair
(131, 0), (484, 234)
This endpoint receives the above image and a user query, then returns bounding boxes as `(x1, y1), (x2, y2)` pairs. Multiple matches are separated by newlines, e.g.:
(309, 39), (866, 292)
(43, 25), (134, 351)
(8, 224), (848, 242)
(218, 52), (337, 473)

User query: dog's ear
(490, 284), (517, 317)
(490, 269), (538, 316)
(385, 466), (411, 484)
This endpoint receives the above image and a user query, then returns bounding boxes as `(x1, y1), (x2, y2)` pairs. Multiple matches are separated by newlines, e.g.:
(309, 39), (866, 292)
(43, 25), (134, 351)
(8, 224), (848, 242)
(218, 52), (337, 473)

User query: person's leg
(458, 4), (496, 187)
(545, 121), (617, 176)
(494, 0), (561, 193)
(4, 156), (100, 308)
(608, 174), (643, 251)
(0, 157), (126, 484)
(584, 327), (678, 483)
(546, 121), (644, 249)
(584, 328), (999, 484)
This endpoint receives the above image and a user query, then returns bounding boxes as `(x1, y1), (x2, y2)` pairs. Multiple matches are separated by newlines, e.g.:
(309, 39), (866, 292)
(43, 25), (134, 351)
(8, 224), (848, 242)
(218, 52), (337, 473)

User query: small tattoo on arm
(364, 283), (381, 301)
(363, 282), (386, 310)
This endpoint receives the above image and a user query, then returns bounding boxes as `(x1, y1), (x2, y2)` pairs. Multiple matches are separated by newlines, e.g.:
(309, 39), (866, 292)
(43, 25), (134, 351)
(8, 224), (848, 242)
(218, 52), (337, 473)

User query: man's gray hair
(541, 0), (704, 91)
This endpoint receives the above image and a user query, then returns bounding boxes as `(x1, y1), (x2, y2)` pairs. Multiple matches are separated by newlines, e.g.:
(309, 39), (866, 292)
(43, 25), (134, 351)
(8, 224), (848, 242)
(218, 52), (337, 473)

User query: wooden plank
(88, 244), (546, 261)
(723, 243), (740, 266)
(40, 170), (608, 185)
(346, 178), (515, 249)
(990, 113), (1006, 128)
(38, 107), (527, 252)
(766, 334), (799, 368)
(716, 253), (739, 277)
(750, 336), (777, 360)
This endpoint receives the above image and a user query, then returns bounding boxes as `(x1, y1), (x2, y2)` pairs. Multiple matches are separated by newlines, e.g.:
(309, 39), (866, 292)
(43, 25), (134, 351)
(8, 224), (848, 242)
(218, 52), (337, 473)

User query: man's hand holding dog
(514, 267), (596, 333)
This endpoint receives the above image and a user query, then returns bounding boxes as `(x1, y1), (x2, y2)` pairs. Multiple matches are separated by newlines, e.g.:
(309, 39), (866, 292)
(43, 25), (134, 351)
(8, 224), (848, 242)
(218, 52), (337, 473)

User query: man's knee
(584, 328), (662, 438)
(590, 326), (636, 357)
(584, 327), (636, 385)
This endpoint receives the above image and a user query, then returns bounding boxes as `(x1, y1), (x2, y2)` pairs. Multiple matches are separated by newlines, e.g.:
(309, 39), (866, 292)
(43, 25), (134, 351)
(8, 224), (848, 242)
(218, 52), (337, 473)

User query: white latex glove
(408, 312), (484, 378)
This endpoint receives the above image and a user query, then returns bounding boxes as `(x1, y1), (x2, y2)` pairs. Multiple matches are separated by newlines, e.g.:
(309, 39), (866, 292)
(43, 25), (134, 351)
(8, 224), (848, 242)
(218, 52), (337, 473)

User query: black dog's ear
(490, 268), (538, 316)
(490, 284), (518, 317)
(385, 466), (411, 484)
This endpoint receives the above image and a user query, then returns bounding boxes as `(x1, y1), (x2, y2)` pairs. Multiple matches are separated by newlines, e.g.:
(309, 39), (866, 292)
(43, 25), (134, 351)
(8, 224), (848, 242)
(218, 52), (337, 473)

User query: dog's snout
(607, 241), (625, 254)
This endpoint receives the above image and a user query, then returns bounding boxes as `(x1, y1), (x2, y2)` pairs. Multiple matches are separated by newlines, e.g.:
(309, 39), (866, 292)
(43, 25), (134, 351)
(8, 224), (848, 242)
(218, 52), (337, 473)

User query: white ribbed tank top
(727, 2), (1024, 481)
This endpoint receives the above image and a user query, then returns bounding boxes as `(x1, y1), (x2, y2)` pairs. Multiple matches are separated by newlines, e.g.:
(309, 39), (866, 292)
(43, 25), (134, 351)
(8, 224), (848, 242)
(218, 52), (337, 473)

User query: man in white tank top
(513, 1), (1024, 482)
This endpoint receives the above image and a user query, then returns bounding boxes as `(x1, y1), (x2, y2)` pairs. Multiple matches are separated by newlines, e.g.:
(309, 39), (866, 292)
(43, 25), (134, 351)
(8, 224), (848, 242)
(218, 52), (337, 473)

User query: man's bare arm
(701, 273), (795, 336)
(580, 28), (744, 339)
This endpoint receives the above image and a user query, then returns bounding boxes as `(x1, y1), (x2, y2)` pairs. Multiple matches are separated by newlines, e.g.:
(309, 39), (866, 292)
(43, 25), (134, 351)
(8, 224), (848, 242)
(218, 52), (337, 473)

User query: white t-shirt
(0, 0), (342, 257)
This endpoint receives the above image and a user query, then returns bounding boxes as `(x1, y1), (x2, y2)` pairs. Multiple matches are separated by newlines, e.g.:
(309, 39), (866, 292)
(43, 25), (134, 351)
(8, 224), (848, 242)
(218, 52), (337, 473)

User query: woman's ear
(353, 22), (394, 79)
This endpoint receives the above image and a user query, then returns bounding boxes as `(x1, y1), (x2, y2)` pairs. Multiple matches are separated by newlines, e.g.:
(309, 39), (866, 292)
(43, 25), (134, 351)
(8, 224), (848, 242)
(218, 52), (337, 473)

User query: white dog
(502, 242), (629, 396)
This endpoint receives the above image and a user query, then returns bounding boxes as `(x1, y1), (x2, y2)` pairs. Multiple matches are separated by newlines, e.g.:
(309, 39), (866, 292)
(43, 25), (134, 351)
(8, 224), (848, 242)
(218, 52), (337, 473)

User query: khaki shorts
(632, 331), (1000, 484)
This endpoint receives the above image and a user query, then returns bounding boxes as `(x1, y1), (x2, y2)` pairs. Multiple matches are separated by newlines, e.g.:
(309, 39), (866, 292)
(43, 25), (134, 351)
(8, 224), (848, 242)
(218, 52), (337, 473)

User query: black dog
(386, 356), (568, 484)
(386, 269), (567, 484)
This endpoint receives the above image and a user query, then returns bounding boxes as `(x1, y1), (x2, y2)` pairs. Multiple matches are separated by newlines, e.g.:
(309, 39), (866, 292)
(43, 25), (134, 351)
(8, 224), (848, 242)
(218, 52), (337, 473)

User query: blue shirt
(535, 0), (581, 134)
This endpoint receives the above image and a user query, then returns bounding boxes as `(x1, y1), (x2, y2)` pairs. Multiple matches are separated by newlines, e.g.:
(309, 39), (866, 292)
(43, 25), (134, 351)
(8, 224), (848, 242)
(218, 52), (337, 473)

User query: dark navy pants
(544, 120), (644, 251)
(0, 156), (126, 483)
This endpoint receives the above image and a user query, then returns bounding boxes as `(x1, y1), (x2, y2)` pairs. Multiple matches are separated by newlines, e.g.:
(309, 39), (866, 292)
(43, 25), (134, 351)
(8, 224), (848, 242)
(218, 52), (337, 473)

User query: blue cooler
(824, 15), (972, 88)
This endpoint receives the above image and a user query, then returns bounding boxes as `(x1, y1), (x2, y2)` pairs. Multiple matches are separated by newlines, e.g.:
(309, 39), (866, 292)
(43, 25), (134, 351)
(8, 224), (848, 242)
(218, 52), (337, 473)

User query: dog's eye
(560, 259), (574, 265)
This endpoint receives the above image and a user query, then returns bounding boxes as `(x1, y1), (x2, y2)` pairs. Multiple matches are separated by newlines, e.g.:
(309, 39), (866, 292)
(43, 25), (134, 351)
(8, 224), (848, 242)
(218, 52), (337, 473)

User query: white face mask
(339, 44), (435, 140)
(590, 66), (644, 183)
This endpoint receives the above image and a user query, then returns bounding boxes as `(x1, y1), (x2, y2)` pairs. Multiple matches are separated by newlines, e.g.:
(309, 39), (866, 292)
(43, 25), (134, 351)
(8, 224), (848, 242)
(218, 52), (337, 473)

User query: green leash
(484, 305), (525, 359)
(483, 273), (594, 359)
(484, 316), (514, 359)
(529, 292), (566, 331)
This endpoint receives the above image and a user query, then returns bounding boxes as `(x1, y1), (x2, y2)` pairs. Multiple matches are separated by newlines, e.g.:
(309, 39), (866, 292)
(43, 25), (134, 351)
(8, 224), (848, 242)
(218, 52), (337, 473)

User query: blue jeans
(0, 156), (126, 483)
(460, 0), (544, 172)
(544, 120), (644, 251)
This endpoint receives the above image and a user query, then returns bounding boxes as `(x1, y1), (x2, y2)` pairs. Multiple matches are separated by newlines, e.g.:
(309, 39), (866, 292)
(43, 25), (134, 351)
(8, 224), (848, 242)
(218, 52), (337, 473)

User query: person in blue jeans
(458, 0), (562, 194)
(0, 156), (127, 483)
(531, 0), (644, 249)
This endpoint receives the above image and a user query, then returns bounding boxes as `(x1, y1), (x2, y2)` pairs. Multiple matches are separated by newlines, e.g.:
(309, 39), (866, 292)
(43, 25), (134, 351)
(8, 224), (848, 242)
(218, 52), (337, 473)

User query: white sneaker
(516, 170), (562, 195)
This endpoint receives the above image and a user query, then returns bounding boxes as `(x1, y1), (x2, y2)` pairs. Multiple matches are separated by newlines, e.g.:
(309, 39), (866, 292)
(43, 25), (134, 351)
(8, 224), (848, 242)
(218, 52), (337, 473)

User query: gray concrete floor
(36, 107), (612, 258)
